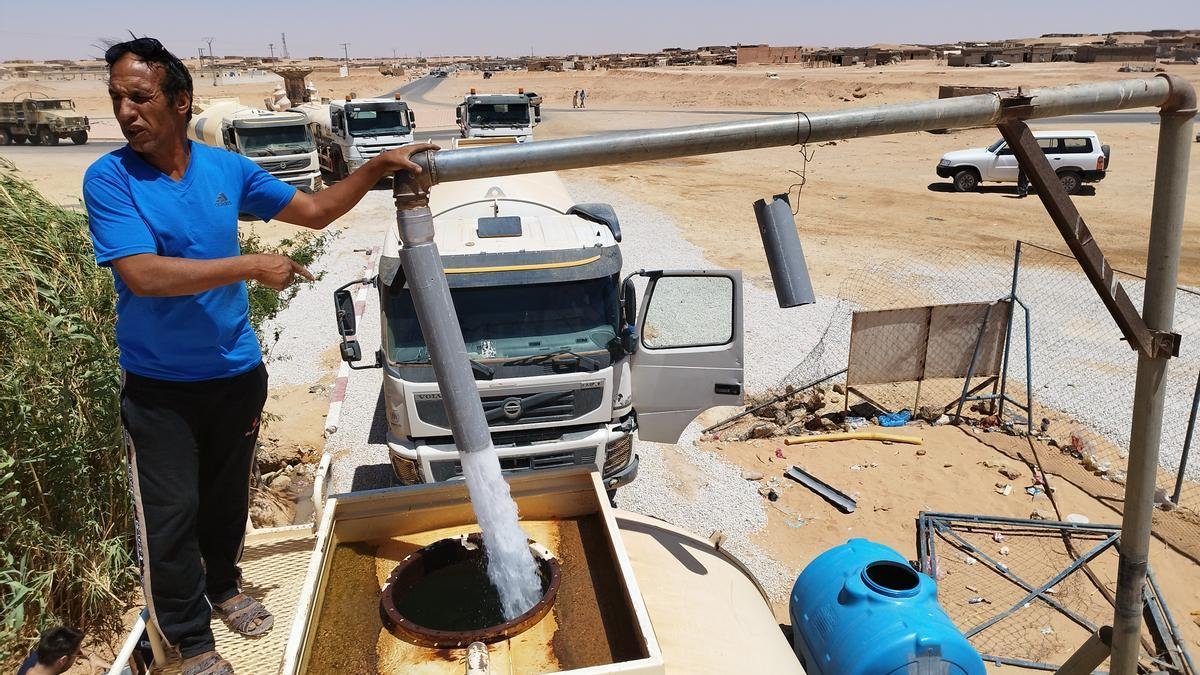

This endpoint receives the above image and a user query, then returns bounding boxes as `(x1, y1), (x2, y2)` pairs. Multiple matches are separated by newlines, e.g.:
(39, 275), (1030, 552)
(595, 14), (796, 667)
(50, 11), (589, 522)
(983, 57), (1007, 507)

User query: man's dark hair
(105, 36), (194, 120)
(36, 625), (83, 665)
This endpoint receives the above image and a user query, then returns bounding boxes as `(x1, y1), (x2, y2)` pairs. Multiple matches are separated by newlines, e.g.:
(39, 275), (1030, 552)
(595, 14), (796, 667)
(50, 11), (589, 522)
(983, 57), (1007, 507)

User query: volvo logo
(501, 398), (523, 420)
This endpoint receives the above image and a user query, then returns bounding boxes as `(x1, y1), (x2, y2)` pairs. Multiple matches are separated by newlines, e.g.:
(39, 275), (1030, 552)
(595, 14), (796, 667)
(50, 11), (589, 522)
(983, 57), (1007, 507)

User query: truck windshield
(386, 277), (620, 366)
(468, 103), (530, 127)
(347, 106), (411, 137)
(33, 100), (73, 110)
(236, 125), (315, 157)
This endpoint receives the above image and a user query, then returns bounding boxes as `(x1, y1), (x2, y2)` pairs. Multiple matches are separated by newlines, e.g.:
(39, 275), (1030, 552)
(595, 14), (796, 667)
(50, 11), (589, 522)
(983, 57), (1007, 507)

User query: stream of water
(459, 448), (543, 619)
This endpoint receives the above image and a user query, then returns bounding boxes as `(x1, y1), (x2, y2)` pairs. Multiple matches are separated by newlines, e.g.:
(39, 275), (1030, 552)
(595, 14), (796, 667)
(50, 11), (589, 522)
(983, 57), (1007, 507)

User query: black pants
(121, 364), (268, 659)
(1017, 169), (1029, 196)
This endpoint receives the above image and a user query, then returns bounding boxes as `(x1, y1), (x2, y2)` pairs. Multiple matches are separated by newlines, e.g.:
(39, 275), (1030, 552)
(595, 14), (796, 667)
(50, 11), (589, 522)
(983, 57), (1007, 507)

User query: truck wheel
(1058, 171), (1081, 195)
(71, 131), (88, 145)
(27, 131), (42, 145)
(39, 128), (58, 146)
(0, 129), (10, 145)
(953, 169), (980, 192)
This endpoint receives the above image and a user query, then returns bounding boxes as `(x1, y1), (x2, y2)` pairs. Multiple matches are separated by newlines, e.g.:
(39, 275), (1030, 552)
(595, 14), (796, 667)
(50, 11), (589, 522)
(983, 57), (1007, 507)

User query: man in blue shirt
(83, 37), (436, 675)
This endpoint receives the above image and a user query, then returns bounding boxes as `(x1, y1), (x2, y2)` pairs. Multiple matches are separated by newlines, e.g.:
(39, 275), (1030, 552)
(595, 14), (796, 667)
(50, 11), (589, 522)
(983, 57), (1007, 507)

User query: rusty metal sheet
(847, 307), (930, 386)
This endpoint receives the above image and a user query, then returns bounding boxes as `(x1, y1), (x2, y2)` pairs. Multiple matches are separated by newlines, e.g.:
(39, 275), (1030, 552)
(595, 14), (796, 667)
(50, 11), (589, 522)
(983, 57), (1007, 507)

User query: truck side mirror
(340, 339), (362, 363)
(455, 106), (463, 123)
(335, 288), (357, 336)
(408, 110), (416, 128)
(620, 277), (638, 354)
(534, 105), (541, 124)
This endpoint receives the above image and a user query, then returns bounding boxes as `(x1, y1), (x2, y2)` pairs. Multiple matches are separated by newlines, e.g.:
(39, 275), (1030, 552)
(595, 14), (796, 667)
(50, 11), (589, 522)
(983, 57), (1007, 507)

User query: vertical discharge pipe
(753, 194), (816, 308)
(1110, 75), (1195, 674)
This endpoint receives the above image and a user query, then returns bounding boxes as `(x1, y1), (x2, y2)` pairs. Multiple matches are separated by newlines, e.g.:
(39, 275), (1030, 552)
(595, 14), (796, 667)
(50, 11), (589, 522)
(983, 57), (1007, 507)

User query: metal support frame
(1173, 369), (1200, 504)
(916, 512), (1195, 674)
(951, 301), (996, 424)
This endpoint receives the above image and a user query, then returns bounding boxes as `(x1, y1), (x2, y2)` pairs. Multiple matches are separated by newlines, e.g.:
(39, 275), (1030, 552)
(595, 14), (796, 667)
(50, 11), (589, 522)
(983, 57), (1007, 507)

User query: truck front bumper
(601, 453), (639, 491)
(935, 165), (956, 178)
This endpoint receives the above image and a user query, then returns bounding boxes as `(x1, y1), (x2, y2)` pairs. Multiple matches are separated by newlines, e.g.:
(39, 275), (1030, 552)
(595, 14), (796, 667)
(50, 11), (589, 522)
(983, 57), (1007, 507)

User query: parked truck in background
(293, 94), (417, 181)
(456, 88), (540, 142)
(334, 168), (745, 493)
(0, 95), (90, 146)
(188, 97), (322, 193)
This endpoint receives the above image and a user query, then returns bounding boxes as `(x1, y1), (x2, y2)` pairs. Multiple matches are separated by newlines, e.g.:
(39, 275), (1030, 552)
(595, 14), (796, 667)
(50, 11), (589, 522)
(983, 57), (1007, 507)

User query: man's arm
(273, 142), (439, 230)
(113, 252), (313, 297)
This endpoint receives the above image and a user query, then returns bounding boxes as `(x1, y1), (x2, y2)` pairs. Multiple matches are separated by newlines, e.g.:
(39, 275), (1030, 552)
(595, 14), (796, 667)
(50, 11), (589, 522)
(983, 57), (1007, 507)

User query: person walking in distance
(83, 36), (436, 675)
(572, 89), (580, 108)
(579, 88), (587, 108)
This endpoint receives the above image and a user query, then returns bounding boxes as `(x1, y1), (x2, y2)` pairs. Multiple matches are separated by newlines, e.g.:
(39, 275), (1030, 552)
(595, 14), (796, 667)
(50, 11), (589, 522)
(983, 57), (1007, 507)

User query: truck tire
(70, 131), (88, 145)
(1057, 170), (1081, 195)
(953, 168), (980, 192)
(0, 129), (10, 145)
(27, 131), (42, 145)
(39, 128), (58, 146)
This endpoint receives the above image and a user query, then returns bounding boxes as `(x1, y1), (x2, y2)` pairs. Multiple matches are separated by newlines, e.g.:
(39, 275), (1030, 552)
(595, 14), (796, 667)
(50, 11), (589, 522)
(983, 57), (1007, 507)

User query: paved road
(381, 75), (450, 106)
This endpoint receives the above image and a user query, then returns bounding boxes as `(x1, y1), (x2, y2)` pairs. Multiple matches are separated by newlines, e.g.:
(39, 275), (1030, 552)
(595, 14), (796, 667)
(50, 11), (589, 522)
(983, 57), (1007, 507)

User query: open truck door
(630, 270), (744, 443)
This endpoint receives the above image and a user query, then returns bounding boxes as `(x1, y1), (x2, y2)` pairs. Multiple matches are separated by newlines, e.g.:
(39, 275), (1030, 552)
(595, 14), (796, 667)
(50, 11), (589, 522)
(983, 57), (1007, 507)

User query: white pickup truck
(936, 130), (1110, 194)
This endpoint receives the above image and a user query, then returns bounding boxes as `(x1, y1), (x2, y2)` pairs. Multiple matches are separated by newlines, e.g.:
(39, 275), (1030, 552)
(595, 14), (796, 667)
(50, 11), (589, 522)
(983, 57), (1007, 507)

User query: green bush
(0, 159), (325, 664)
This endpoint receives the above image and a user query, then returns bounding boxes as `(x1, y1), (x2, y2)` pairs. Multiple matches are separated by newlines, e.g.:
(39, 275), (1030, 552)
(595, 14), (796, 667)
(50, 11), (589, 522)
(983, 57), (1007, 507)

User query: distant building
(1074, 44), (1158, 62)
(736, 45), (812, 65)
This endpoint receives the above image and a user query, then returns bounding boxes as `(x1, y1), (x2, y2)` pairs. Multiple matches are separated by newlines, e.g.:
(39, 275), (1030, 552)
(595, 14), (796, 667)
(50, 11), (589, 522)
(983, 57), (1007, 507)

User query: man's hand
(250, 253), (315, 291)
(375, 142), (440, 175)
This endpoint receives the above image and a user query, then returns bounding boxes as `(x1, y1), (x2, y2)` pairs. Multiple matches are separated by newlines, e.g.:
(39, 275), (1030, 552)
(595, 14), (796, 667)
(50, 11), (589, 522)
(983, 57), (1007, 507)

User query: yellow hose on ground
(784, 432), (923, 445)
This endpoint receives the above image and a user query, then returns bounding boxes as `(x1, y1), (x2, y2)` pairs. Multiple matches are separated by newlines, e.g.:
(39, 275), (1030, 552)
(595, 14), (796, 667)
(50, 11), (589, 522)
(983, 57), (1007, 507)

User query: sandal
(181, 650), (234, 675)
(213, 593), (274, 637)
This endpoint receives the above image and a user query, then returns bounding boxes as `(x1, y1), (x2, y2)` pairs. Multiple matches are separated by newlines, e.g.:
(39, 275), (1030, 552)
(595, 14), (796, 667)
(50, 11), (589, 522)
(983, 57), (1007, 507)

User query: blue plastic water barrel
(789, 538), (984, 675)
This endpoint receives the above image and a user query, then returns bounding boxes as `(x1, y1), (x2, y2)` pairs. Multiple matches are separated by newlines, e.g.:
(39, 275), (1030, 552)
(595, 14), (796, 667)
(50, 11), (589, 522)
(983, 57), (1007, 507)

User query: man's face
(108, 53), (189, 155)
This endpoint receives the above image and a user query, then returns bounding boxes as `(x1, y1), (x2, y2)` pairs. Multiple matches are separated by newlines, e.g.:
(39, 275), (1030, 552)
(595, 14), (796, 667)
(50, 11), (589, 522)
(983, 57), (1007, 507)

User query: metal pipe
(752, 193), (815, 308)
(1172, 369), (1200, 504)
(393, 204), (493, 455)
(417, 78), (1173, 187)
(1110, 74), (1196, 675)
(1055, 627), (1113, 675)
(107, 608), (147, 675)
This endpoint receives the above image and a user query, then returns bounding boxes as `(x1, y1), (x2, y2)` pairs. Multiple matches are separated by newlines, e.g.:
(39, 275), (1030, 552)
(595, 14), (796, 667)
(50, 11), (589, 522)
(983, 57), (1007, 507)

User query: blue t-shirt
(83, 141), (296, 381)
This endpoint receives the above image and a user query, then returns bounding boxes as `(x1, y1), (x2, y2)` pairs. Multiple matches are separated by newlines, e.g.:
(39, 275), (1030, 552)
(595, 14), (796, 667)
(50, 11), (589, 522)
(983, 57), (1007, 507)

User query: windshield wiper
(503, 349), (600, 371)
(396, 356), (494, 379)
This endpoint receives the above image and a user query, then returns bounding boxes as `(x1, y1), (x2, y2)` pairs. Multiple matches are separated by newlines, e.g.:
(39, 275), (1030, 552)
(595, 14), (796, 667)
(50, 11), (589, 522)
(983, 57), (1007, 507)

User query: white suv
(936, 130), (1110, 194)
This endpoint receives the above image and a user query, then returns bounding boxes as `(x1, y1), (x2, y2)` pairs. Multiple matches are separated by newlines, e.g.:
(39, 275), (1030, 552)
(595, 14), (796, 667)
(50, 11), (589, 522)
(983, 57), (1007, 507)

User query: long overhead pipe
(412, 77), (1176, 188)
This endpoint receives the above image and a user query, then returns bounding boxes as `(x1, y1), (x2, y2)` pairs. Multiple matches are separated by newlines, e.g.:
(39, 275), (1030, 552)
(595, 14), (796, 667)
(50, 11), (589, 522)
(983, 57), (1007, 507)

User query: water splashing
(459, 448), (542, 619)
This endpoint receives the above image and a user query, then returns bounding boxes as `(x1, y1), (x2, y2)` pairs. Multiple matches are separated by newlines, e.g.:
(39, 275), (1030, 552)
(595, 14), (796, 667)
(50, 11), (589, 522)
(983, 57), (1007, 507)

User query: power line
(268, 43), (274, 60)
(280, 33), (289, 60)
(339, 42), (350, 65)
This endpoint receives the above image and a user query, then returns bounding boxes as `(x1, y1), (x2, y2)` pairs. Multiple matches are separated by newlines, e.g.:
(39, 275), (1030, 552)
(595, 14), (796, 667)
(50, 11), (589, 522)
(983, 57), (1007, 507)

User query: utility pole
(280, 33), (290, 60)
(339, 42), (351, 66)
(392, 47), (397, 60)
(268, 43), (275, 60)
(202, 37), (216, 86)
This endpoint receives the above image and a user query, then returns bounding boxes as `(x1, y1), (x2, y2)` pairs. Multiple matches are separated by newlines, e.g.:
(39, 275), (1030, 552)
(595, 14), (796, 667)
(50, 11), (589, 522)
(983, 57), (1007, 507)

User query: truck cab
(335, 172), (744, 491)
(0, 96), (90, 146)
(301, 96), (417, 180)
(456, 89), (540, 142)
(189, 99), (323, 193)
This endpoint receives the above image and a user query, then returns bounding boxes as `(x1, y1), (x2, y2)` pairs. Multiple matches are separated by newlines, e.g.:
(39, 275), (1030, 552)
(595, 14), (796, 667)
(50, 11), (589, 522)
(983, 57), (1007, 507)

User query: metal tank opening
(380, 532), (561, 648)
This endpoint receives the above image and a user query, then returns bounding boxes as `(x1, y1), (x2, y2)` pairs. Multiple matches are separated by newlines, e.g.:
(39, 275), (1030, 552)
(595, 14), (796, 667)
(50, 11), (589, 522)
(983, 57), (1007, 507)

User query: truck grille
(415, 387), (604, 429)
(429, 447), (597, 482)
(258, 158), (312, 172)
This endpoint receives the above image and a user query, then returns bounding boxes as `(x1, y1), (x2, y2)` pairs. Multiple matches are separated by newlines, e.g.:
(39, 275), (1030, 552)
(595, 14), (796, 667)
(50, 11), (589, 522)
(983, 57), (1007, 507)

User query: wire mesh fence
(918, 513), (1195, 672)
(778, 240), (1200, 554)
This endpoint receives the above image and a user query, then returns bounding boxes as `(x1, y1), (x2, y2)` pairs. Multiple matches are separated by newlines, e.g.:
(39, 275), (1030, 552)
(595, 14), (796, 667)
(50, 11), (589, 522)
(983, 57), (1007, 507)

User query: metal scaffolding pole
(1110, 77), (1196, 674)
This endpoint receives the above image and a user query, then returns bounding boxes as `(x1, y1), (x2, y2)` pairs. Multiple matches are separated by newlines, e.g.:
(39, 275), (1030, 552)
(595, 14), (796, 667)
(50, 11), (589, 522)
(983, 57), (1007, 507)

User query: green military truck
(0, 95), (90, 146)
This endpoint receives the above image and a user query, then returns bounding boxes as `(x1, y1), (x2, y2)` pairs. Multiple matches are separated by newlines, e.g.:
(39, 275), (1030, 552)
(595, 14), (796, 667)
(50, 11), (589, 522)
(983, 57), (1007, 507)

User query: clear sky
(2, 0), (1197, 61)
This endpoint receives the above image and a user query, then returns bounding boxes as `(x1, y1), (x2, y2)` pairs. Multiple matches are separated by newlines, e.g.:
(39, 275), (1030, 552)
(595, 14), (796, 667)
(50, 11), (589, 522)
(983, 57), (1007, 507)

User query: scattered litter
(1065, 513), (1090, 524)
(845, 416), (868, 429)
(995, 483), (1013, 496)
(741, 469), (765, 481)
(998, 467), (1022, 480)
(785, 431), (922, 445)
(878, 410), (912, 427)
(1030, 509), (1054, 520)
(991, 532), (1005, 543)
(962, 555), (977, 567)
(998, 546), (1010, 556)
(965, 584), (979, 593)
(872, 505), (891, 512)
(784, 465), (857, 513)
(757, 485), (780, 502)
(943, 463), (953, 468)
(915, 449), (926, 456)
(850, 464), (863, 472)
(1025, 486), (1044, 497)
(932, 414), (950, 426)
(775, 448), (787, 459)
(1039, 626), (1055, 636)
(968, 596), (991, 605)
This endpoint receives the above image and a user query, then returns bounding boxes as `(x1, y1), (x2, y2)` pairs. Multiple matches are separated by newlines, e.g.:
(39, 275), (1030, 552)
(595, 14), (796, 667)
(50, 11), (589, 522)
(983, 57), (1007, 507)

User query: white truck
(188, 97), (322, 193)
(294, 95), (417, 181)
(456, 89), (540, 142)
(935, 129), (1110, 195)
(334, 169), (745, 493)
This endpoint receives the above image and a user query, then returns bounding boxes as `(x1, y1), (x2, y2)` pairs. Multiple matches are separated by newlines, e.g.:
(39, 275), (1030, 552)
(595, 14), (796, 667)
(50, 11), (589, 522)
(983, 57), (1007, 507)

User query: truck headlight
(938, 159), (951, 167)
(603, 434), (633, 477)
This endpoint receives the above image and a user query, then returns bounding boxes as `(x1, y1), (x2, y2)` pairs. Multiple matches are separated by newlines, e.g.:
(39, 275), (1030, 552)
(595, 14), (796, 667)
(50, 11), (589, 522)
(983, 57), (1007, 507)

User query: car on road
(936, 130), (1110, 194)
(989, 59), (1011, 67)
(523, 91), (543, 106)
